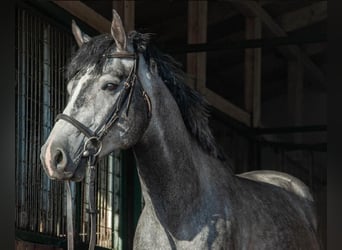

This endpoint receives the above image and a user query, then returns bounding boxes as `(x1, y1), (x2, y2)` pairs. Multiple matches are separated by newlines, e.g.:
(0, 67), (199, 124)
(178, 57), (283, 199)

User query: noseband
(55, 51), (151, 250)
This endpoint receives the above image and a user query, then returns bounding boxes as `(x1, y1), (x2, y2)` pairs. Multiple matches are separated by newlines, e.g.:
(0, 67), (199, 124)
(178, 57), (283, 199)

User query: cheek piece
(55, 51), (151, 250)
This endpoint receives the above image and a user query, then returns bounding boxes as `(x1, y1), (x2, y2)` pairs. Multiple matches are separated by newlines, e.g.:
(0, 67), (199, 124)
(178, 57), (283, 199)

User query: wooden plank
(187, 1), (207, 92)
(227, 0), (326, 88)
(200, 88), (251, 126)
(279, 1), (327, 32)
(244, 15), (262, 127)
(53, 1), (110, 33)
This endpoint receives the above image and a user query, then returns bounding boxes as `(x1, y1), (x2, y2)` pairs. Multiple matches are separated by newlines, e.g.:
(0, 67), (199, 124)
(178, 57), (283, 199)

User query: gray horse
(40, 10), (321, 250)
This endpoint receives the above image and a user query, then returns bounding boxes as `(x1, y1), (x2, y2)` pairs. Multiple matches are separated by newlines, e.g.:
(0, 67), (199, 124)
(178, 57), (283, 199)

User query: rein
(57, 51), (151, 250)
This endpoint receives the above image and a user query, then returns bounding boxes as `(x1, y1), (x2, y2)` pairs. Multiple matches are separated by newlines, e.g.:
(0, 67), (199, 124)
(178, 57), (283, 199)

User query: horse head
(40, 10), (151, 181)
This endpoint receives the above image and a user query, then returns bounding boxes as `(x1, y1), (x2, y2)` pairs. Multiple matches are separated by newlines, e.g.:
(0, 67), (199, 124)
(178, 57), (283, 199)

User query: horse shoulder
(134, 206), (174, 250)
(237, 170), (313, 201)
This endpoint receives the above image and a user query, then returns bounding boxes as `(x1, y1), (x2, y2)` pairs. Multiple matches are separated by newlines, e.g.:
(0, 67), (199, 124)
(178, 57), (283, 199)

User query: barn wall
(261, 90), (327, 248)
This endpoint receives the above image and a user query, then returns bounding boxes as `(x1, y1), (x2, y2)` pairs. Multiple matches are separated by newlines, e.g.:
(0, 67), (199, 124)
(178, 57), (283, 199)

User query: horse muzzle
(40, 141), (85, 182)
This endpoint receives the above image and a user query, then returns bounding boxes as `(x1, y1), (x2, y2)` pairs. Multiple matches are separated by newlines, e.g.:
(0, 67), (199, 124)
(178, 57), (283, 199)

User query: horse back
(232, 175), (321, 249)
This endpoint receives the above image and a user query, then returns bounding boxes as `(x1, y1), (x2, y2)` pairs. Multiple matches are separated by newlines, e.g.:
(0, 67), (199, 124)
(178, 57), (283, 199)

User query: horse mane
(129, 31), (225, 161)
(66, 31), (226, 161)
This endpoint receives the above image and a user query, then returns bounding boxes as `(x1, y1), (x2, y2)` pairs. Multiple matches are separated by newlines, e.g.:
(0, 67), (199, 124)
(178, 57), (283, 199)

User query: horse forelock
(66, 34), (115, 81)
(66, 31), (226, 161)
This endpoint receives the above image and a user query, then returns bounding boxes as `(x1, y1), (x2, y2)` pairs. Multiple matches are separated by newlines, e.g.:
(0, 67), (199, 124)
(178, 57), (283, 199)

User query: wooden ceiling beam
(112, 1), (135, 31)
(226, 0), (326, 88)
(200, 88), (251, 126)
(53, 1), (110, 34)
(156, 1), (326, 48)
(279, 1), (327, 32)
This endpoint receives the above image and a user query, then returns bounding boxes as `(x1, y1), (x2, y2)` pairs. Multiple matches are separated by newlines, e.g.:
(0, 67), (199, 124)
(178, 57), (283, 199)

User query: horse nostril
(54, 148), (67, 170)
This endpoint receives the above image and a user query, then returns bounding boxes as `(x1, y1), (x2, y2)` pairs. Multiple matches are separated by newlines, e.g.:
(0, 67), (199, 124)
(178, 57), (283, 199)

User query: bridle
(56, 50), (151, 250)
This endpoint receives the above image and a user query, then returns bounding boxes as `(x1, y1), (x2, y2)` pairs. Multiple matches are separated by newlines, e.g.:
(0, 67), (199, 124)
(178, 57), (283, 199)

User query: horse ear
(111, 9), (127, 51)
(72, 20), (91, 47)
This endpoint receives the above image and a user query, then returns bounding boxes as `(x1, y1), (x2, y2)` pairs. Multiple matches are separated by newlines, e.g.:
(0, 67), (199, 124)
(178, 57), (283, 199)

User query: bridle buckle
(83, 137), (102, 157)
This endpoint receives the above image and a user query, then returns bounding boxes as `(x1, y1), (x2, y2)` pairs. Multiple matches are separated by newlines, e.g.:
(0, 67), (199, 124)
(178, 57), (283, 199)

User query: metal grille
(15, 7), (122, 249)
(15, 6), (71, 236)
(80, 154), (122, 249)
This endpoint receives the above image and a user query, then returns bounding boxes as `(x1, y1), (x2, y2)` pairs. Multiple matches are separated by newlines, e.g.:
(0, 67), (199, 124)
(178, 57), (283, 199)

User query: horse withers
(40, 9), (321, 250)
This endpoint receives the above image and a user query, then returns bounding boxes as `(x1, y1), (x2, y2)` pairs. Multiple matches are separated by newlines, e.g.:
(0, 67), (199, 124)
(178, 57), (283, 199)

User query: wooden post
(112, 1), (135, 31)
(53, 1), (110, 33)
(244, 16), (262, 128)
(187, 1), (207, 92)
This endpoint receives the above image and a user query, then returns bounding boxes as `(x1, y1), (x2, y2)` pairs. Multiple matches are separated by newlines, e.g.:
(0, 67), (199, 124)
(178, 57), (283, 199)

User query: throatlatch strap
(66, 181), (74, 250)
(66, 166), (97, 250)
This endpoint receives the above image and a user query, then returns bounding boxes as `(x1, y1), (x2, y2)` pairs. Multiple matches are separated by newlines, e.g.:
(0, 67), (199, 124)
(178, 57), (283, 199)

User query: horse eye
(101, 82), (117, 91)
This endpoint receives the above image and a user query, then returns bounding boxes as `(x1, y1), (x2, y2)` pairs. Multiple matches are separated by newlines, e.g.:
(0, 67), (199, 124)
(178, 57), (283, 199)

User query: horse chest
(133, 206), (233, 250)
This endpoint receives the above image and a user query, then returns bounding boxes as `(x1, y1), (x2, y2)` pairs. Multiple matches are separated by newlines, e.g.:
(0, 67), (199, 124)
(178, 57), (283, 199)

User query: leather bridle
(57, 51), (151, 250)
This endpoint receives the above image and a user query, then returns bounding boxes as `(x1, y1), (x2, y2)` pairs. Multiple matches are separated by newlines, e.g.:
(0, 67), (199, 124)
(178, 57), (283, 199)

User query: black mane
(66, 32), (225, 161)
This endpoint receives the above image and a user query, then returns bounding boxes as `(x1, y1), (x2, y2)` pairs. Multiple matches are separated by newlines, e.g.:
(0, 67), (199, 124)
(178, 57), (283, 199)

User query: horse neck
(133, 61), (235, 224)
(132, 82), (201, 209)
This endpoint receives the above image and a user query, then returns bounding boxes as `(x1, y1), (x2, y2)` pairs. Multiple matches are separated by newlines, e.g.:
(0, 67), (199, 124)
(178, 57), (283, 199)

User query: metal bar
(164, 33), (327, 54)
(33, 13), (38, 233)
(17, 7), (27, 229)
(107, 154), (114, 248)
(37, 15), (43, 234)
(42, 22), (51, 233)
(24, 9), (30, 230)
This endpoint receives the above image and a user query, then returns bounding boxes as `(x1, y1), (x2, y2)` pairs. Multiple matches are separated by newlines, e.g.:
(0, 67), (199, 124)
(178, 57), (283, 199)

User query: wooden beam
(200, 88), (251, 126)
(53, 1), (110, 33)
(245, 15), (262, 127)
(202, 2), (327, 47)
(155, 1), (326, 47)
(279, 1), (327, 32)
(227, 0), (326, 88)
(187, 1), (207, 92)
